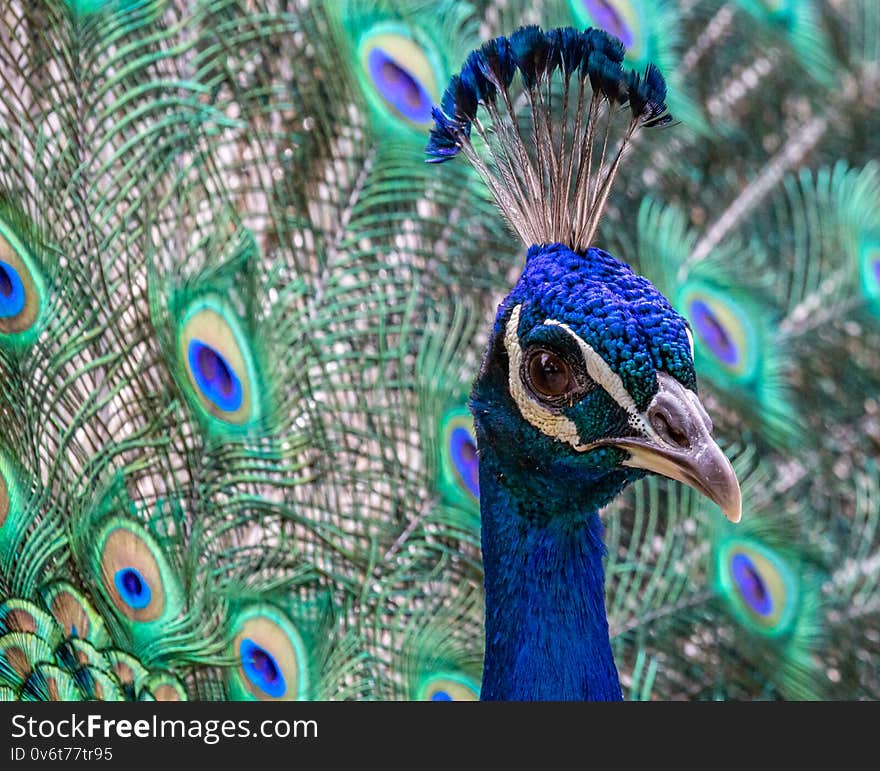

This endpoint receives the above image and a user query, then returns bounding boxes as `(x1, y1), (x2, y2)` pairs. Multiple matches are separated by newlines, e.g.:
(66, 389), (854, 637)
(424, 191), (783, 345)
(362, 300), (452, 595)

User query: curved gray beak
(599, 373), (742, 523)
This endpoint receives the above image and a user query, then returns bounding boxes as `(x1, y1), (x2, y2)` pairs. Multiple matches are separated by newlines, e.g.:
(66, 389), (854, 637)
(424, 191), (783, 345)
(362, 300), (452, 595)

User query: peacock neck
(477, 447), (622, 702)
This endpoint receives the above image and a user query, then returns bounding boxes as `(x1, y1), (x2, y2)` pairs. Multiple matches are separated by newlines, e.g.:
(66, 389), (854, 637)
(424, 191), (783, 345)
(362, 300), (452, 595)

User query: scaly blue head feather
(473, 243), (697, 520)
(499, 243), (694, 403)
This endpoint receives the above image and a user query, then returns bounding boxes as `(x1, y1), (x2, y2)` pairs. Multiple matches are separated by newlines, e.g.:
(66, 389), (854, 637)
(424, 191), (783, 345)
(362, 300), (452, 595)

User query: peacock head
(471, 242), (741, 522)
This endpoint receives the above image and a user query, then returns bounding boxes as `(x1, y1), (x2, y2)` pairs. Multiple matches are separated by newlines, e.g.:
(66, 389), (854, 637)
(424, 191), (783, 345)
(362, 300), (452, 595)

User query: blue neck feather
(478, 446), (622, 702)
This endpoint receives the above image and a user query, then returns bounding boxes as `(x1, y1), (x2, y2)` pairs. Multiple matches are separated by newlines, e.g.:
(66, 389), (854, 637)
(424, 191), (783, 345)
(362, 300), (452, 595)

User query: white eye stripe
(685, 326), (695, 359)
(543, 318), (658, 443)
(504, 305), (583, 449)
(543, 319), (637, 414)
(504, 305), (654, 451)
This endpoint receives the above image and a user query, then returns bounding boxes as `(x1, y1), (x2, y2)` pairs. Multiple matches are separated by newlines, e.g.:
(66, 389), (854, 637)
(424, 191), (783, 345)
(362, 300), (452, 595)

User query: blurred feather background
(0, 0), (877, 701)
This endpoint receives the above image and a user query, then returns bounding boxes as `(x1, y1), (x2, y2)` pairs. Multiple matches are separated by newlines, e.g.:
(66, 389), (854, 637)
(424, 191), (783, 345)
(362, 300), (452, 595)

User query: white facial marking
(504, 305), (583, 448)
(542, 318), (658, 443)
(504, 306), (703, 453)
(543, 319), (635, 412)
(685, 326), (695, 360)
(505, 304), (660, 451)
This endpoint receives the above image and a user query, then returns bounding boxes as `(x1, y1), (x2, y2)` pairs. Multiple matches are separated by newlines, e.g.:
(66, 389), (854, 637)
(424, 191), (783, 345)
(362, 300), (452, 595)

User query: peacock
(0, 0), (878, 703)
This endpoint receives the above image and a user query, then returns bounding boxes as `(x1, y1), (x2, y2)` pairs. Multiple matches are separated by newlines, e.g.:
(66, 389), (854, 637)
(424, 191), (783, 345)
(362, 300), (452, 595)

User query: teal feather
(706, 466), (827, 700)
(733, 0), (838, 86)
(0, 0), (877, 701)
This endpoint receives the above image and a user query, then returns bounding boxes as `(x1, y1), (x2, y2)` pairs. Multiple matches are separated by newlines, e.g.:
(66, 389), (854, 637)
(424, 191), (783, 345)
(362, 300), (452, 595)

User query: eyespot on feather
(439, 408), (480, 505)
(0, 220), (45, 344)
(358, 26), (441, 129)
(570, 0), (642, 60)
(417, 672), (480, 701)
(717, 539), (799, 637)
(178, 298), (259, 427)
(678, 282), (759, 383)
(95, 521), (179, 624)
(229, 608), (309, 701)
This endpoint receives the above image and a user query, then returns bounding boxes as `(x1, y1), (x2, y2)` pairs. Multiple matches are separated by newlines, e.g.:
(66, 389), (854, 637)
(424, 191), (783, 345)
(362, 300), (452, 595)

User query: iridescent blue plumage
(731, 552), (773, 616)
(580, 1), (635, 49)
(239, 638), (286, 698)
(468, 242), (739, 701)
(187, 340), (244, 413)
(366, 48), (434, 124)
(449, 426), (480, 499)
(426, 26), (668, 166)
(0, 215), (46, 346)
(499, 244), (695, 406)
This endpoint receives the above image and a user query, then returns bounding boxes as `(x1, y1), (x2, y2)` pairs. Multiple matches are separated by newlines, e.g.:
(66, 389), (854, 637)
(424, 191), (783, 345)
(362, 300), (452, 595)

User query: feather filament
(426, 25), (671, 253)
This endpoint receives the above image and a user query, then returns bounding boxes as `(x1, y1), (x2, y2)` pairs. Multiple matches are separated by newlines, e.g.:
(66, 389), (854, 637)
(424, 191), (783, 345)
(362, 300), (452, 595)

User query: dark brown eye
(527, 350), (573, 399)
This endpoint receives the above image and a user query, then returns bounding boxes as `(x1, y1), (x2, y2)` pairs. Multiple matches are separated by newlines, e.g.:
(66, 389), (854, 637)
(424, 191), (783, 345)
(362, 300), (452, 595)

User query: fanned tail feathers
(0, 0), (879, 701)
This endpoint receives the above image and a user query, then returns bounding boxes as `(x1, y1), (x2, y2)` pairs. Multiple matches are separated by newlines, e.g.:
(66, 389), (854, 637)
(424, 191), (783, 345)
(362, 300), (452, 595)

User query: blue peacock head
(471, 242), (741, 521)
(427, 25), (741, 523)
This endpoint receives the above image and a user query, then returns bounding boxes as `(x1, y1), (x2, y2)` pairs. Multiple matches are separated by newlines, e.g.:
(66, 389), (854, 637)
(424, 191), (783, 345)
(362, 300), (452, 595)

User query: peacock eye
(529, 351), (570, 395)
(523, 347), (588, 405)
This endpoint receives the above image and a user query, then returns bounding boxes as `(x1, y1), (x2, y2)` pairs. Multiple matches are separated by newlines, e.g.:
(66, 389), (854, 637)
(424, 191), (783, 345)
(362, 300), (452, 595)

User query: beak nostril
(669, 426), (690, 449)
(650, 409), (691, 450)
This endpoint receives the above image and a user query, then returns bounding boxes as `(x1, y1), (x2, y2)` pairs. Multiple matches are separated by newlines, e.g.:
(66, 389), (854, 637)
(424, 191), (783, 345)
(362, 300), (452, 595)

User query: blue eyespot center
(367, 48), (433, 123)
(431, 690), (453, 701)
(689, 299), (738, 366)
(0, 266), (12, 295)
(583, 0), (634, 48)
(240, 638), (286, 698)
(449, 426), (480, 499)
(113, 568), (152, 610)
(187, 340), (243, 412)
(0, 261), (26, 319)
(872, 257), (880, 286)
(731, 553), (772, 616)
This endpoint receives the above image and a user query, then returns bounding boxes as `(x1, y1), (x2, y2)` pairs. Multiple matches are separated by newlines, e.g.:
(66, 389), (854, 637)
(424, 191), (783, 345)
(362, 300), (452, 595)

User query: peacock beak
(601, 373), (742, 523)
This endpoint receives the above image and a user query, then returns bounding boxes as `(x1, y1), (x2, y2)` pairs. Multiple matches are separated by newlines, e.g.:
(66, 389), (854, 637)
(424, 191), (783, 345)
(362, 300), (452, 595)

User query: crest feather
(426, 25), (672, 253)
